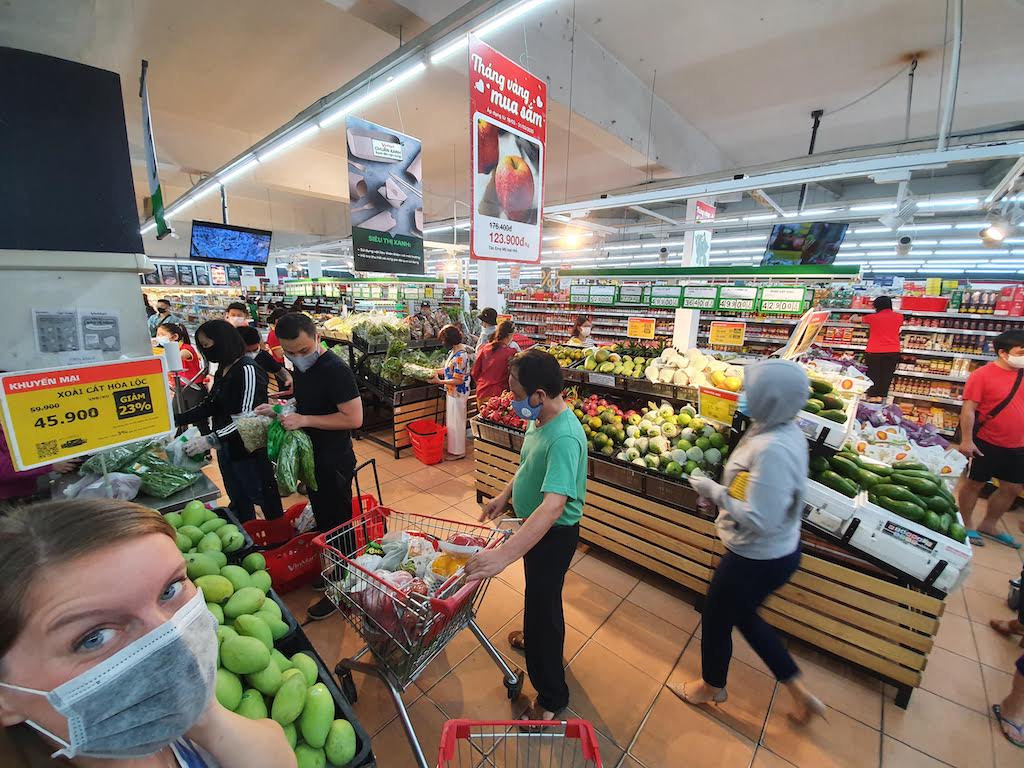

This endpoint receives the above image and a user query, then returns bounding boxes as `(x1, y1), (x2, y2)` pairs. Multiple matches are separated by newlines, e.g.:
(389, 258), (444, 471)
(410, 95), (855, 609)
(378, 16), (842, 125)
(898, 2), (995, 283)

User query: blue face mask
(736, 392), (748, 414)
(512, 393), (543, 421)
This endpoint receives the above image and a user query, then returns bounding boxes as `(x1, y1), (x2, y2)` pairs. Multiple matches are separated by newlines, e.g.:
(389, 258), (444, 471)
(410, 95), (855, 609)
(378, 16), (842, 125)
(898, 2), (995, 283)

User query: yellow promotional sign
(698, 386), (739, 426)
(925, 277), (942, 296)
(708, 321), (746, 346)
(0, 357), (173, 470)
(497, 314), (513, 324)
(626, 317), (656, 340)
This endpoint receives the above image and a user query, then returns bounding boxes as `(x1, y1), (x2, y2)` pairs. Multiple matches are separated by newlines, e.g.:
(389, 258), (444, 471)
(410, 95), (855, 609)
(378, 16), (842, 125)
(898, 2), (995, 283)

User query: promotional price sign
(717, 285), (758, 311)
(627, 317), (656, 340)
(470, 36), (547, 264)
(0, 357), (173, 470)
(698, 386), (739, 426)
(758, 286), (807, 315)
(780, 309), (831, 360)
(617, 285), (645, 305)
(681, 285), (718, 310)
(709, 321), (746, 346)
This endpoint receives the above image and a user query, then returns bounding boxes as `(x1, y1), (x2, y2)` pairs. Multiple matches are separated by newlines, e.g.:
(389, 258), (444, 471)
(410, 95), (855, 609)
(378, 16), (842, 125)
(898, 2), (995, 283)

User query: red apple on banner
(495, 155), (534, 222)
(477, 119), (499, 174)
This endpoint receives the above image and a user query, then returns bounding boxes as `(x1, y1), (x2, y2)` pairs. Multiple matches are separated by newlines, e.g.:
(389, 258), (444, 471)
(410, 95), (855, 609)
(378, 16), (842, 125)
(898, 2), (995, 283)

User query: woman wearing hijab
(174, 320), (283, 522)
(680, 360), (825, 724)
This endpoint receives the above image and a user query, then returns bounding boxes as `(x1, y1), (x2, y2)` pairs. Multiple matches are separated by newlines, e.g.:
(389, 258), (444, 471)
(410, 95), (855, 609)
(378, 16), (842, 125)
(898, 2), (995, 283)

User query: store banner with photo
(684, 199), (715, 266)
(469, 36), (547, 264)
(346, 116), (424, 274)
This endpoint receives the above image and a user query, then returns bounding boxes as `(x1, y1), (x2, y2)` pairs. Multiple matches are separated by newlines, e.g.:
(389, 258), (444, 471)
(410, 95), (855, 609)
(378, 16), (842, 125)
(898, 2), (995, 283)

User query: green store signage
(758, 286), (809, 315)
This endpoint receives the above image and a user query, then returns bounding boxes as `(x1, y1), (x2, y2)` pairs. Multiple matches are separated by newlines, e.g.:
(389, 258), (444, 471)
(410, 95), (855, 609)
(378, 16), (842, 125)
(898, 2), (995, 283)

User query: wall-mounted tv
(761, 222), (848, 266)
(189, 220), (272, 266)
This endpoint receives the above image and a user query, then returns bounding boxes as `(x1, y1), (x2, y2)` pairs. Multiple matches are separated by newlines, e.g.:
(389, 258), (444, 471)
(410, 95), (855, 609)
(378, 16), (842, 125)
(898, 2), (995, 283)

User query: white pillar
(477, 260), (501, 312)
(681, 199), (716, 267)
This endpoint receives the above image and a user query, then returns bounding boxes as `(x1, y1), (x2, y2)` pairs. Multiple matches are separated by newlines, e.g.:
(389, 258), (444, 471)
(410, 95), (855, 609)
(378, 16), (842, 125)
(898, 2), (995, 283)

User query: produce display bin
(359, 381), (445, 458)
(472, 430), (949, 708)
(267, 589), (299, 642)
(206, 505), (256, 564)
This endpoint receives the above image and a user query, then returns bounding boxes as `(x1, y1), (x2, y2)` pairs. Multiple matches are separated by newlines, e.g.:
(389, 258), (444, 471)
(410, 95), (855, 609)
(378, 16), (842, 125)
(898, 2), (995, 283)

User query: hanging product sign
(0, 357), (173, 470)
(469, 36), (547, 265)
(680, 285), (718, 310)
(698, 385), (739, 426)
(717, 285), (758, 312)
(143, 269), (160, 286)
(779, 308), (831, 360)
(589, 285), (616, 306)
(569, 284), (591, 304)
(158, 264), (178, 286)
(688, 200), (716, 267)
(194, 264), (211, 286)
(226, 265), (242, 287)
(347, 116), (425, 275)
(758, 286), (808, 315)
(210, 265), (228, 286)
(709, 321), (746, 346)
(617, 285), (645, 305)
(627, 317), (656, 340)
(649, 285), (684, 308)
(176, 264), (195, 286)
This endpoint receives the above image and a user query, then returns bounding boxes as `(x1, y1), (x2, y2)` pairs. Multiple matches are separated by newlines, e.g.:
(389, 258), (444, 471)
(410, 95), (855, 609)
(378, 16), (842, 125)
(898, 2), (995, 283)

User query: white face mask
(580, 326), (591, 338)
(0, 590), (217, 759)
(226, 316), (248, 327)
(286, 349), (319, 373)
(1007, 353), (1024, 369)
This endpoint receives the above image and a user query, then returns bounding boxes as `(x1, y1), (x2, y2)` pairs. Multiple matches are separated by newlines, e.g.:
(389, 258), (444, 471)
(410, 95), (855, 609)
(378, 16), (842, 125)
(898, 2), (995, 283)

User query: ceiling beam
(629, 205), (680, 226)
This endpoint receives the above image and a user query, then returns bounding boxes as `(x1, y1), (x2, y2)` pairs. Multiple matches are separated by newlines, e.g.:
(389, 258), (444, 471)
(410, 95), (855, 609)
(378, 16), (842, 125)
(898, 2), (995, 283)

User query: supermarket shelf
(844, 307), (1019, 320)
(902, 326), (1002, 337)
(901, 349), (990, 360)
(888, 392), (963, 407)
(895, 371), (968, 382)
(818, 342), (867, 351)
(697, 315), (799, 326)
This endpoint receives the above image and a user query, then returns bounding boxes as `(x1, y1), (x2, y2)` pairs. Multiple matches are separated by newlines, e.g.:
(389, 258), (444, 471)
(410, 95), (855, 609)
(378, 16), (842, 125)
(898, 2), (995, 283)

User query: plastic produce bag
(275, 428), (318, 494)
(164, 426), (210, 471)
(79, 440), (154, 476)
(125, 455), (201, 499)
(63, 472), (142, 501)
(232, 411), (272, 453)
(378, 539), (410, 572)
(266, 402), (294, 461)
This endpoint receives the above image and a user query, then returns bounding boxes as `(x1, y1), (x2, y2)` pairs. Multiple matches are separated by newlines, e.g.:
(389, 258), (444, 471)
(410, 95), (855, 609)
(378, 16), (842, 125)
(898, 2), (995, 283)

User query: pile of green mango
(167, 500), (246, 555)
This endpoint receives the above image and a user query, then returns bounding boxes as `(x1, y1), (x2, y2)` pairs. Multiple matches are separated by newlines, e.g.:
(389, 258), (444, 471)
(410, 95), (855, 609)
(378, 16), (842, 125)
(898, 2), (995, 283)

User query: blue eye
(76, 628), (115, 652)
(161, 580), (185, 602)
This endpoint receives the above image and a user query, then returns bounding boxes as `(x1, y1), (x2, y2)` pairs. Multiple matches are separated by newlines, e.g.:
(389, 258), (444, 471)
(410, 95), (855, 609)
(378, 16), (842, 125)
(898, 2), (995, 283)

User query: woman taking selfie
(0, 499), (295, 767)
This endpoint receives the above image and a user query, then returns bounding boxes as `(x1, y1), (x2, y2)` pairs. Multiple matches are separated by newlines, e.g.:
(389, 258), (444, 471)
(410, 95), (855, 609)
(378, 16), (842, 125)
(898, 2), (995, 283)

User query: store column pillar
(477, 259), (501, 312)
(681, 199), (716, 267)
(307, 259), (323, 279)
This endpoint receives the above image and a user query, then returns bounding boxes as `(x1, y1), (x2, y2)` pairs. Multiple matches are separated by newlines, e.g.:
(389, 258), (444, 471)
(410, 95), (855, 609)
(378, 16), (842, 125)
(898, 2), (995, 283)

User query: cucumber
(949, 522), (968, 544)
(819, 394), (845, 411)
(873, 484), (922, 504)
(923, 494), (953, 515)
(855, 469), (884, 489)
(892, 460), (928, 472)
(923, 511), (943, 532)
(803, 401), (822, 414)
(819, 470), (858, 498)
(809, 456), (830, 474)
(874, 495), (927, 522)
(819, 410), (847, 424)
(829, 455), (860, 479)
(852, 456), (893, 476)
(889, 473), (940, 497)
(810, 379), (833, 395)
(937, 513), (952, 535)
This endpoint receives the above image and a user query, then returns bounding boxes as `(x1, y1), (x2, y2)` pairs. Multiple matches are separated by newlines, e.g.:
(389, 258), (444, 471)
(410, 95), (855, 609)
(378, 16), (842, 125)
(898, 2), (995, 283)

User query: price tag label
(617, 285), (645, 305)
(627, 317), (656, 339)
(681, 285), (718, 310)
(588, 372), (616, 387)
(717, 286), (758, 311)
(709, 321), (746, 346)
(569, 284), (590, 304)
(698, 385), (739, 426)
(589, 285), (617, 306)
(649, 285), (683, 308)
(759, 286), (807, 315)
(0, 357), (174, 470)
(497, 314), (512, 323)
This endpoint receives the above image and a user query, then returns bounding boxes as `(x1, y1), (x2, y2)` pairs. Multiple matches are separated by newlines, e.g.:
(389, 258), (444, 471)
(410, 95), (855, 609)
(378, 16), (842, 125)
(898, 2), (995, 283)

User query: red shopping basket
(263, 531), (321, 593)
(438, 719), (602, 767)
(244, 495), (379, 549)
(407, 419), (447, 465)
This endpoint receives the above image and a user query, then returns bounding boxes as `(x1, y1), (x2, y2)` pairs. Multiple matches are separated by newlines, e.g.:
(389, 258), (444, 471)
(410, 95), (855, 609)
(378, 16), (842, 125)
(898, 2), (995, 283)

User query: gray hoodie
(707, 359), (809, 560)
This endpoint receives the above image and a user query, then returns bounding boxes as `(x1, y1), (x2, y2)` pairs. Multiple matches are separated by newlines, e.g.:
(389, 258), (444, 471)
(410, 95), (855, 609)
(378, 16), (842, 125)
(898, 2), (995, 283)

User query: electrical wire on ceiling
(823, 62), (914, 117)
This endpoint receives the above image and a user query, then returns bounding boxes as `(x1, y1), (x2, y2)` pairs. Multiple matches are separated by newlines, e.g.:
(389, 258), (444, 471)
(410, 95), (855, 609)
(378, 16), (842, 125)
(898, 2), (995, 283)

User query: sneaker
(311, 576), (328, 592)
(306, 596), (337, 622)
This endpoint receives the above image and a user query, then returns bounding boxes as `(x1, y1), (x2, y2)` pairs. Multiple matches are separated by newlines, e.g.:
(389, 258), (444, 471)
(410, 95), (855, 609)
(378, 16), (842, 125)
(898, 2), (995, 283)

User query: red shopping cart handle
(438, 719), (602, 763)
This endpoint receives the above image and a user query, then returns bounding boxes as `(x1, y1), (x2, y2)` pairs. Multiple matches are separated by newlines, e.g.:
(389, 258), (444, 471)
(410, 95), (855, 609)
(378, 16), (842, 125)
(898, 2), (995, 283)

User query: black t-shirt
(293, 351), (360, 465)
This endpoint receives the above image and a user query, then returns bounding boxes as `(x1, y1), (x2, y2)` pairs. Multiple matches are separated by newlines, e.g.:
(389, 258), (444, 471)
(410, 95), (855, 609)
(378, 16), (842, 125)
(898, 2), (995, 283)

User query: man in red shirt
(958, 330), (1024, 548)
(860, 296), (903, 399)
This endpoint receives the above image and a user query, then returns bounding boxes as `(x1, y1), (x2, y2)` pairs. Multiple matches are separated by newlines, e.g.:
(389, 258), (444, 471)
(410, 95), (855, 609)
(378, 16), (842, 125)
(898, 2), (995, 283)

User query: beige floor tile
(379, 477), (420, 505)
(752, 748), (799, 767)
(403, 491), (451, 516)
(932, 612), (978, 661)
(413, 628), (488, 694)
(406, 465), (454, 491)
(495, 609), (589, 671)
(561, 571), (623, 636)
(973, 620), (1024, 673)
(345, 667), (422, 737)
(593, 600), (685, 683)
(787, 643), (882, 729)
(964, 586), (1016, 624)
(694, 622), (778, 677)
(428, 475), (479, 506)
(439, 456), (479, 477)
(570, 551), (642, 598)
(496, 557), (525, 594)
(669, 636), (774, 742)
(880, 737), (949, 767)
(966, 562), (1016, 598)
(426, 643), (533, 722)
(456, 495), (486, 517)
(571, 544), (590, 566)
(943, 587), (968, 619)
(626, 577), (702, 633)
(370, 696), (449, 768)
(564, 640), (662, 748)
(883, 686), (992, 767)
(620, 756), (645, 768)
(918, 646), (989, 715)
(980, 663), (1014, 715)
(763, 691), (880, 768)
(474, 578), (525, 638)
(969, 538), (1023, 574)
(631, 688), (755, 768)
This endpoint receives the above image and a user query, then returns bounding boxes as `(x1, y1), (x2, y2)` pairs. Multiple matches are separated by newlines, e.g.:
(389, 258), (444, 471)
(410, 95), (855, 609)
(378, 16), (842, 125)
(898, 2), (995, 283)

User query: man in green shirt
(466, 349), (587, 721)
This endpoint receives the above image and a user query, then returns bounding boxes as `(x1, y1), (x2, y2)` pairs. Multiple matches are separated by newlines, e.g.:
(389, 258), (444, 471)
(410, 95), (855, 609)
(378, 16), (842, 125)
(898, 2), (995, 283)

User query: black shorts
(967, 438), (1024, 484)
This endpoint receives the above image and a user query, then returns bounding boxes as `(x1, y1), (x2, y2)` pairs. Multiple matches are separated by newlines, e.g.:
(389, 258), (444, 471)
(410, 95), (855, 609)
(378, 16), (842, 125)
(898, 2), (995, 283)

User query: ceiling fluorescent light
(804, 208), (840, 216)
(477, 0), (550, 38)
(852, 226), (891, 234)
(321, 62), (427, 127)
(164, 181), (223, 218)
(953, 221), (990, 229)
(727, 247), (764, 254)
(902, 224), (953, 232)
(855, 242), (897, 249)
(850, 203), (896, 212)
(257, 125), (321, 163)
(218, 156), (259, 186)
(430, 36), (468, 64)
(743, 214), (777, 222)
(713, 235), (766, 244)
(937, 238), (986, 246)
(713, 217), (740, 224)
(933, 249), (1006, 256)
(916, 197), (979, 209)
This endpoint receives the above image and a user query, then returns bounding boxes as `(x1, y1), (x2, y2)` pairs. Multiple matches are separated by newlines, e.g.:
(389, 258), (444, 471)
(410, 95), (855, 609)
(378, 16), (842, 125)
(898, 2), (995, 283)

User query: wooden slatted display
(393, 397), (444, 450)
(471, 425), (946, 703)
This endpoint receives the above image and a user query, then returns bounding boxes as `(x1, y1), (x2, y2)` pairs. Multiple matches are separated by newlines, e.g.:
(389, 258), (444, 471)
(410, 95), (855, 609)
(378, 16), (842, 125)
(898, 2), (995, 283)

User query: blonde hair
(0, 500), (174, 659)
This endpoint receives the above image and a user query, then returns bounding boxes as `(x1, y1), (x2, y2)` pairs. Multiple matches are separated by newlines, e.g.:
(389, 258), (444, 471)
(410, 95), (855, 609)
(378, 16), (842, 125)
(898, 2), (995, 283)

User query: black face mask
(201, 344), (234, 364)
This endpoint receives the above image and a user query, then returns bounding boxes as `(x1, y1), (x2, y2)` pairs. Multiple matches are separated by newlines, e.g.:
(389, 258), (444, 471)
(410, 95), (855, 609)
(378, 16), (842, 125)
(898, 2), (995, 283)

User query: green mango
(206, 602), (224, 625)
(299, 683), (334, 749)
(270, 672), (307, 725)
(219, 565), (252, 592)
(249, 570), (272, 594)
(290, 652), (318, 687)
(246, 660), (283, 697)
(294, 744), (326, 768)
(324, 720), (357, 767)
(215, 668), (243, 711)
(194, 575), (234, 604)
(234, 614), (273, 650)
(242, 552), (267, 574)
(185, 553), (220, 581)
(220, 635), (271, 675)
(224, 587), (265, 620)
(235, 688), (268, 720)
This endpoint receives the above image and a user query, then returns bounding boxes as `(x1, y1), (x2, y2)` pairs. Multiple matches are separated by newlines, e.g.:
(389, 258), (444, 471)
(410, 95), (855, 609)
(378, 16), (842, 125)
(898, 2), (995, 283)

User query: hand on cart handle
(465, 547), (511, 581)
(958, 439), (984, 459)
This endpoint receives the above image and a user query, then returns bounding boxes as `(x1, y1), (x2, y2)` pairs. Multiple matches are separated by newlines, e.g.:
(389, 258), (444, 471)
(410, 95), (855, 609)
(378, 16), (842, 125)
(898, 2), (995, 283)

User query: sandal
(507, 630), (526, 651)
(967, 530), (985, 546)
(977, 530), (1021, 549)
(993, 705), (1024, 748)
(667, 681), (728, 706)
(517, 699), (565, 731)
(990, 619), (1024, 637)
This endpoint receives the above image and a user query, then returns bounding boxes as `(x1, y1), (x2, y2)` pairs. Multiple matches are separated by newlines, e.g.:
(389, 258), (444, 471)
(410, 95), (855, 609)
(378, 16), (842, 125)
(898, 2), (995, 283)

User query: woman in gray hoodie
(676, 359), (825, 724)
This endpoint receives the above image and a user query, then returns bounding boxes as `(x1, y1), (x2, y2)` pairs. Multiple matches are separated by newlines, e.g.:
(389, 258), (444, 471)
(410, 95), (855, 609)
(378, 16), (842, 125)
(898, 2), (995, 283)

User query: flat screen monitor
(761, 222), (848, 266)
(189, 220), (272, 266)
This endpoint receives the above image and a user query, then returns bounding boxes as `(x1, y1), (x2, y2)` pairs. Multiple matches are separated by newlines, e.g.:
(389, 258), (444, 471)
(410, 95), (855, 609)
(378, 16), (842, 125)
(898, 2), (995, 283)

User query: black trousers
(701, 548), (801, 688)
(307, 453), (355, 533)
(523, 523), (579, 712)
(864, 352), (900, 398)
(217, 450), (283, 523)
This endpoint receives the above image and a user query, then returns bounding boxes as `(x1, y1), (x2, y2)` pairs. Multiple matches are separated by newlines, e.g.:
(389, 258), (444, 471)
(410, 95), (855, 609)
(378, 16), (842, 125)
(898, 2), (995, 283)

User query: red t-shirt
(963, 362), (1024, 448)
(863, 310), (904, 353)
(471, 342), (517, 404)
(266, 329), (285, 362)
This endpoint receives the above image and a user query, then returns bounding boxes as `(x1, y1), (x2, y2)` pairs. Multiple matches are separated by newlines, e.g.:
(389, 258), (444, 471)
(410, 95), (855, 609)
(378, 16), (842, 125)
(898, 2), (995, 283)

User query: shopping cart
(313, 508), (525, 768)
(438, 719), (603, 767)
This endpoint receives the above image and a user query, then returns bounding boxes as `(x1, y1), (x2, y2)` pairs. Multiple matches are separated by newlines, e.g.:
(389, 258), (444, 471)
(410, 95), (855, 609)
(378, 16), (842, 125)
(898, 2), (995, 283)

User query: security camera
(896, 236), (912, 256)
(659, 247), (669, 263)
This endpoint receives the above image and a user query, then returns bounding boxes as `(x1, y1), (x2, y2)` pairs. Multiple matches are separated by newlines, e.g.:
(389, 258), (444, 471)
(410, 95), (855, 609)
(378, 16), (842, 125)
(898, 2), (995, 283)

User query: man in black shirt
(259, 312), (363, 620)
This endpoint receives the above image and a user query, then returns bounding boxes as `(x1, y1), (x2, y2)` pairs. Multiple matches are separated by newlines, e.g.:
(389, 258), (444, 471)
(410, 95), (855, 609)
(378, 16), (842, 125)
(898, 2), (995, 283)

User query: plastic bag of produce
(378, 539), (410, 572)
(63, 472), (142, 501)
(231, 411), (272, 453)
(266, 402), (295, 461)
(124, 455), (201, 498)
(401, 362), (437, 381)
(164, 426), (210, 471)
(344, 554), (384, 592)
(275, 429), (318, 495)
(78, 439), (155, 476)
(912, 444), (966, 482)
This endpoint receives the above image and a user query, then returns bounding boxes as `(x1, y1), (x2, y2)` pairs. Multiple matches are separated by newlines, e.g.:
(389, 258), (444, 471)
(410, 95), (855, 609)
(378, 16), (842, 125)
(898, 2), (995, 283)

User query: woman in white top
(566, 315), (593, 347)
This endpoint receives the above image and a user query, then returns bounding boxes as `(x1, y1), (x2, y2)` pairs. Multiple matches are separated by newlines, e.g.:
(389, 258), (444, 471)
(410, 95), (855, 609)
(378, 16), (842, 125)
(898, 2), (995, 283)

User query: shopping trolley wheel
(336, 666), (359, 704)
(505, 669), (525, 700)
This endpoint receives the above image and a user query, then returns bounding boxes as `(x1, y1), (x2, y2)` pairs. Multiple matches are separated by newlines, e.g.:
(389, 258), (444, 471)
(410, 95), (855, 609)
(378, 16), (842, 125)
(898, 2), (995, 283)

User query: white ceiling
(2, 0), (1023, 261)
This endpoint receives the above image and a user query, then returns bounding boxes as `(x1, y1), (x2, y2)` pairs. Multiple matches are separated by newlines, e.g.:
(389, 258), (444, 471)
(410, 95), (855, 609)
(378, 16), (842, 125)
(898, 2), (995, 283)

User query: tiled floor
(205, 439), (1024, 767)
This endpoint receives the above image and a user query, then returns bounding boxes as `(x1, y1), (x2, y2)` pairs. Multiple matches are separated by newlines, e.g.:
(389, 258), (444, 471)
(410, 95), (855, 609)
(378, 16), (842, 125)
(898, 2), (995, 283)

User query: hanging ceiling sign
(347, 116), (425, 275)
(469, 36), (547, 265)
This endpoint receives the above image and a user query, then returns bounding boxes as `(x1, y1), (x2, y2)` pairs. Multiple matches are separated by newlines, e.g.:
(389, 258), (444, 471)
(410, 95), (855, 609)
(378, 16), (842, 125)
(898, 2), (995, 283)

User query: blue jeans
(701, 547), (802, 688)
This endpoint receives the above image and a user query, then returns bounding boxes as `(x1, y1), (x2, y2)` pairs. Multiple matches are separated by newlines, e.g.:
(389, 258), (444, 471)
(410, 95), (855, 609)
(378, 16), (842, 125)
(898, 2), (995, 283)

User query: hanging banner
(780, 308), (831, 360)
(685, 199), (716, 267)
(469, 36), (547, 265)
(0, 357), (173, 470)
(140, 60), (170, 239)
(158, 264), (178, 286)
(347, 116), (425, 274)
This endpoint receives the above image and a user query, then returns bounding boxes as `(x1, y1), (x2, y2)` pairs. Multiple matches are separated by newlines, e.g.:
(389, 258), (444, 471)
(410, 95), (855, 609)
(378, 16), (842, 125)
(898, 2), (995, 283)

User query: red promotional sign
(469, 36), (546, 264)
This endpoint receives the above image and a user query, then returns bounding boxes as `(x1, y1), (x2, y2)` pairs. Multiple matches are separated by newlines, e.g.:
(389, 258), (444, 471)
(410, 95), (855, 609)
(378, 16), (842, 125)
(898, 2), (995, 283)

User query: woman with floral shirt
(431, 324), (472, 459)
